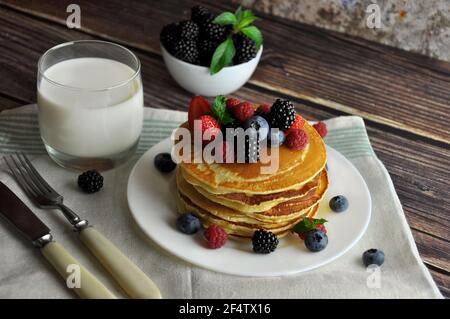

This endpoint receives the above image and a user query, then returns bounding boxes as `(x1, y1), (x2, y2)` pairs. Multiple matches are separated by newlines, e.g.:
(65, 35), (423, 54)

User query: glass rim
(37, 40), (141, 92)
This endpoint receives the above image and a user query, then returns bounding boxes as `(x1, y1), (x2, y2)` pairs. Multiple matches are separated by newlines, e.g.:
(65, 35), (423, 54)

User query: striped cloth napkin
(0, 105), (442, 298)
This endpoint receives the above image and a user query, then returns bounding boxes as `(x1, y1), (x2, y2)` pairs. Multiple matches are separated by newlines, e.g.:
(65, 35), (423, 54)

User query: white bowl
(161, 43), (262, 96)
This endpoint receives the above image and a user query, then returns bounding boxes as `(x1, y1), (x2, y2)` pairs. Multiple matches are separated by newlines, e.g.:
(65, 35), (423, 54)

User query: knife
(0, 182), (116, 299)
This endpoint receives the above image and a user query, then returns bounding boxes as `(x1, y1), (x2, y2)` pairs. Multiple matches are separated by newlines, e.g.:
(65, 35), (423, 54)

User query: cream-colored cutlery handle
(41, 242), (117, 299)
(79, 227), (161, 299)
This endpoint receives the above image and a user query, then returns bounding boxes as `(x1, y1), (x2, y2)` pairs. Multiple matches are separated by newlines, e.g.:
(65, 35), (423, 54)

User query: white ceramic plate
(127, 138), (372, 277)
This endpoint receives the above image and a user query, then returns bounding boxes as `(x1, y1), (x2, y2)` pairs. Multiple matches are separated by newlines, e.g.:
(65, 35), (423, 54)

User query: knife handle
(41, 242), (117, 299)
(79, 227), (162, 299)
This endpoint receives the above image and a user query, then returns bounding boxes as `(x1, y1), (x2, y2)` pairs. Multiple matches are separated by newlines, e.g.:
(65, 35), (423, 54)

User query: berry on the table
(313, 121), (328, 138)
(233, 33), (257, 65)
(176, 213), (202, 234)
(329, 195), (349, 213)
(252, 229), (279, 254)
(188, 96), (212, 130)
(270, 99), (296, 130)
(304, 230), (328, 252)
(78, 170), (104, 194)
(233, 102), (254, 122)
(285, 128), (309, 150)
(154, 153), (177, 173)
(267, 128), (285, 147)
(204, 224), (228, 249)
(197, 115), (221, 145)
(362, 249), (385, 267)
(243, 115), (269, 142)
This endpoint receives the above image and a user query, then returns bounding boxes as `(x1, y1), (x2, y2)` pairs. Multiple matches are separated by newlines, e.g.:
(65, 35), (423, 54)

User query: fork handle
(41, 242), (117, 299)
(79, 227), (162, 299)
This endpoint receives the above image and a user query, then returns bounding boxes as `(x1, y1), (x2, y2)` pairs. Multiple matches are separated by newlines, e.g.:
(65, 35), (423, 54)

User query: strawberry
(256, 103), (271, 115)
(286, 114), (305, 135)
(196, 115), (221, 145)
(298, 224), (327, 240)
(188, 96), (212, 130)
(292, 217), (328, 241)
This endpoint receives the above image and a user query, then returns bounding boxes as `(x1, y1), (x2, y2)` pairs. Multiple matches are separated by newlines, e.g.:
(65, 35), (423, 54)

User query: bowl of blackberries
(160, 6), (263, 96)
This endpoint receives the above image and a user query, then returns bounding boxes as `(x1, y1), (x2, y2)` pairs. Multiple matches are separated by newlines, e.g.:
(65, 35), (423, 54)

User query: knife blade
(0, 182), (116, 299)
(0, 182), (50, 245)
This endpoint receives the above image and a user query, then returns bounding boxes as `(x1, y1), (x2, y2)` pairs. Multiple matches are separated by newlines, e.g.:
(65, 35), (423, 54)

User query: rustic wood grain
(0, 4), (448, 295)
(3, 0), (450, 143)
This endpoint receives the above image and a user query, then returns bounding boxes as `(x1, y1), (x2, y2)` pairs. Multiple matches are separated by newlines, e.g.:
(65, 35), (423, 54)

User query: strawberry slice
(188, 96), (212, 130)
(286, 114), (305, 135)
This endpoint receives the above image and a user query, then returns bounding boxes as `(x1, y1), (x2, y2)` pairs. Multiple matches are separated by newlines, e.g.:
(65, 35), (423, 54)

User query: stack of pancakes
(176, 121), (328, 239)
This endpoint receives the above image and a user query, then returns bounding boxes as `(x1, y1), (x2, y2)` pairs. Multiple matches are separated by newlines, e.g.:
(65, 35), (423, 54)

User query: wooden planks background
(0, 0), (448, 297)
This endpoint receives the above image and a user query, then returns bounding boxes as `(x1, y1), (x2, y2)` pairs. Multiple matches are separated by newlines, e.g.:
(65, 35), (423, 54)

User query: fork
(4, 153), (161, 299)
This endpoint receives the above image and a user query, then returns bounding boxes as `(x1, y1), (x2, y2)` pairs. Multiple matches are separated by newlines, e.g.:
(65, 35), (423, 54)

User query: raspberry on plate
(313, 121), (328, 138)
(204, 225), (228, 249)
(285, 128), (309, 150)
(233, 102), (254, 122)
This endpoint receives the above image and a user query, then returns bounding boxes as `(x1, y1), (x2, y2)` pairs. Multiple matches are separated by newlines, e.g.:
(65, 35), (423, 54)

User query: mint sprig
(292, 218), (327, 234)
(211, 95), (234, 125)
(209, 6), (263, 75)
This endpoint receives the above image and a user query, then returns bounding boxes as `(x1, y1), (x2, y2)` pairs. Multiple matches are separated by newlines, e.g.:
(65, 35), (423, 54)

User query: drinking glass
(37, 40), (143, 170)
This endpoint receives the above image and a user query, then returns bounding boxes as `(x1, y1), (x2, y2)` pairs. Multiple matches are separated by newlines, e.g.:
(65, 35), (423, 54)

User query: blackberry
(244, 132), (260, 163)
(78, 170), (103, 194)
(233, 33), (257, 64)
(173, 39), (199, 64)
(179, 20), (199, 40)
(191, 5), (214, 24)
(199, 16), (231, 43)
(198, 37), (219, 66)
(160, 22), (180, 54)
(270, 99), (296, 130)
(252, 229), (279, 254)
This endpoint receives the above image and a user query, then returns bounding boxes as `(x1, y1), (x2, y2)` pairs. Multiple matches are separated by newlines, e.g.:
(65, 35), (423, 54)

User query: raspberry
(226, 98), (240, 111)
(204, 225), (228, 249)
(298, 224), (327, 240)
(285, 128), (309, 150)
(286, 114), (305, 135)
(256, 104), (271, 115)
(313, 121), (328, 138)
(233, 102), (254, 122)
(197, 115), (221, 145)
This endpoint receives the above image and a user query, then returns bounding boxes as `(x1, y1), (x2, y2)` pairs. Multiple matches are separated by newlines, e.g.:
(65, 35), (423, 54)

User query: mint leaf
(237, 15), (259, 29)
(212, 95), (234, 125)
(213, 12), (237, 26)
(292, 218), (328, 234)
(241, 26), (263, 49)
(210, 37), (235, 75)
(235, 6), (243, 22)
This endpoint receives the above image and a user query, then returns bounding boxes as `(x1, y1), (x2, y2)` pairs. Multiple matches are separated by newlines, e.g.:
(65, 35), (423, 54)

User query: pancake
(179, 121), (326, 195)
(176, 168), (328, 223)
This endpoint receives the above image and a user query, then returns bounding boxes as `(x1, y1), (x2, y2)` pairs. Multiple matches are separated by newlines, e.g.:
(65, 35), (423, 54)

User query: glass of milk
(37, 40), (143, 170)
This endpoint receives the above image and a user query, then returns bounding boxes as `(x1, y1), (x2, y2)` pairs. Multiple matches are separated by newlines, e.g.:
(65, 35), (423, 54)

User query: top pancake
(179, 121), (327, 195)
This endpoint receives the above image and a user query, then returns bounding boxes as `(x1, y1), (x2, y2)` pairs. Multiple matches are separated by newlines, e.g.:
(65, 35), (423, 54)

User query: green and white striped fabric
(0, 105), (375, 159)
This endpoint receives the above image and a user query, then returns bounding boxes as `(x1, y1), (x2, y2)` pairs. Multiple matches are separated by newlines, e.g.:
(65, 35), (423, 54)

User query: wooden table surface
(0, 0), (449, 297)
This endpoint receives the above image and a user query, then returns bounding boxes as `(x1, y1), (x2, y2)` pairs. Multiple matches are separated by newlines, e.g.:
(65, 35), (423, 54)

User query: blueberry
(176, 213), (202, 234)
(243, 115), (269, 141)
(329, 195), (348, 212)
(267, 128), (285, 147)
(154, 152), (176, 173)
(304, 229), (328, 252)
(362, 249), (385, 267)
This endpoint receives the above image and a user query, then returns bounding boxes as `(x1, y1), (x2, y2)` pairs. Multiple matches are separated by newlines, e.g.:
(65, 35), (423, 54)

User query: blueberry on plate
(154, 152), (176, 173)
(304, 229), (328, 252)
(243, 115), (269, 142)
(329, 195), (348, 212)
(176, 213), (202, 234)
(362, 249), (385, 267)
(267, 128), (285, 147)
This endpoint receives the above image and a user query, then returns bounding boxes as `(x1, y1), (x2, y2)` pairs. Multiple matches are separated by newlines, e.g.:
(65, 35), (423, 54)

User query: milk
(38, 57), (143, 158)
